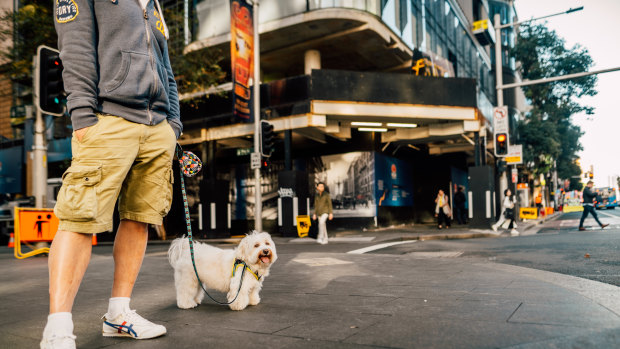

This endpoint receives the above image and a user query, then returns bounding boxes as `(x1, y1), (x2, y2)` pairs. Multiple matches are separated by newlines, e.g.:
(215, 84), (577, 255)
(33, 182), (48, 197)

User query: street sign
(251, 152), (261, 169)
(236, 148), (252, 156)
(505, 144), (523, 165)
(511, 168), (518, 183)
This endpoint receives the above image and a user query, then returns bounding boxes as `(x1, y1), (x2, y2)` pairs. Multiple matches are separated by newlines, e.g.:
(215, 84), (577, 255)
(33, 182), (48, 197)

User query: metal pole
(252, 0), (262, 232)
(494, 13), (503, 107)
(32, 53), (47, 208)
(500, 66), (620, 90)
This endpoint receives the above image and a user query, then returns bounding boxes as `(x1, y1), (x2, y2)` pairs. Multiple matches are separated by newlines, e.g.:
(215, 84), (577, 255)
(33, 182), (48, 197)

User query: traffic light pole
(32, 53), (48, 208)
(252, 0), (262, 232)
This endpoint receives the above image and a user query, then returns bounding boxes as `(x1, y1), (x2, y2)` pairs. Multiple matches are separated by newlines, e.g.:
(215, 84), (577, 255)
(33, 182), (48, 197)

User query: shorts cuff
(119, 212), (163, 226)
(58, 221), (112, 234)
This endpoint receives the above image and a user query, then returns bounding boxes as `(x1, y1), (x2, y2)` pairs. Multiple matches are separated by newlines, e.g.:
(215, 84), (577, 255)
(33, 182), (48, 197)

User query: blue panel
(0, 146), (24, 194)
(375, 153), (413, 207)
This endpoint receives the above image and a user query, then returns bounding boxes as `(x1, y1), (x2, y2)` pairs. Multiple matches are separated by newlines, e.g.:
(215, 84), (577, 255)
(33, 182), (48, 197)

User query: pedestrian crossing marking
(292, 257), (353, 267)
(347, 240), (417, 254)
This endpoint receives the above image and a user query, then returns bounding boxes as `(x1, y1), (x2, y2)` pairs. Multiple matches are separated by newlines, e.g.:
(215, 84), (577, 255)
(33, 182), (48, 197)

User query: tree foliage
(511, 23), (597, 184)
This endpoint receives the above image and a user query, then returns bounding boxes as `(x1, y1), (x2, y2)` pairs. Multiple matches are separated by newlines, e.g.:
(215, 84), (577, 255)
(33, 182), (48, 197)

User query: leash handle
(176, 143), (246, 305)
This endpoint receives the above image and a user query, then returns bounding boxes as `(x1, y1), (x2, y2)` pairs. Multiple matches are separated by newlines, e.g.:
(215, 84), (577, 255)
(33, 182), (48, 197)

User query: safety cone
(8, 233), (14, 248)
(92, 234), (97, 246)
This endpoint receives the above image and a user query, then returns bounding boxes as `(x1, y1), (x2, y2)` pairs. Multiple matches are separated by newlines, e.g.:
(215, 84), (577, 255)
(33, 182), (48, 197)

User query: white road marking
(292, 257), (353, 267)
(347, 240), (417, 254)
(598, 210), (620, 219)
(408, 251), (464, 258)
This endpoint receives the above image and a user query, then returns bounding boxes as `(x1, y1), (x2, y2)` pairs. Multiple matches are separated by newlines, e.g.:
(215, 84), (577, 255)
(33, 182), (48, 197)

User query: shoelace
(45, 333), (76, 343)
(120, 310), (154, 326)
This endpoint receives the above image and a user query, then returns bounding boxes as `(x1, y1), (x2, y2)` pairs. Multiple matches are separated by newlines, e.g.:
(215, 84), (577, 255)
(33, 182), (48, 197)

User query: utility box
(467, 166), (496, 228)
(277, 171), (309, 237)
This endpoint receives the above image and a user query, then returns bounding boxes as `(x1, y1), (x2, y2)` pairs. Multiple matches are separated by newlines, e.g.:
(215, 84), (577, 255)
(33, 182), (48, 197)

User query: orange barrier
(12, 207), (97, 259)
(545, 207), (554, 215)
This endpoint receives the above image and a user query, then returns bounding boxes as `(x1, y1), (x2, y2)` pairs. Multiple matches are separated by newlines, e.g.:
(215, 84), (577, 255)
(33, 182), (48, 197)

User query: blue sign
(374, 153), (413, 207)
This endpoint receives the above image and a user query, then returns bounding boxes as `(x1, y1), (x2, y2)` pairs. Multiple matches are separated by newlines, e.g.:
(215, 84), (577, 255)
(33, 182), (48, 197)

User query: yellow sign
(472, 19), (489, 31)
(520, 207), (538, 220)
(563, 205), (584, 213)
(505, 155), (521, 164)
(296, 215), (311, 238)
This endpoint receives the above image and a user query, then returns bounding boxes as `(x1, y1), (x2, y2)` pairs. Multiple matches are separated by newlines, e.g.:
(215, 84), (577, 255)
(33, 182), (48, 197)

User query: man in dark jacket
(579, 181), (609, 231)
(453, 186), (467, 224)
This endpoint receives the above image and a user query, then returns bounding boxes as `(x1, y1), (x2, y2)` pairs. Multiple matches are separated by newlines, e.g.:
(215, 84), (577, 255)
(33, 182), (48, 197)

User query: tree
(511, 23), (597, 186)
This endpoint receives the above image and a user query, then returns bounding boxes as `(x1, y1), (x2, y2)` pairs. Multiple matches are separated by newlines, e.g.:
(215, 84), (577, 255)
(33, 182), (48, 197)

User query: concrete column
(304, 50), (321, 75)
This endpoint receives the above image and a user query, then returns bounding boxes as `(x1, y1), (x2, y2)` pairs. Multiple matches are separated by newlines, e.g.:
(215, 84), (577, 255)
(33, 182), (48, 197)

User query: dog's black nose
(262, 249), (270, 255)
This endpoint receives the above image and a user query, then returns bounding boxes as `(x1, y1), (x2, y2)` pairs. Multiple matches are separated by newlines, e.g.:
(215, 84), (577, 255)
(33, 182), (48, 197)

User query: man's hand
(312, 214), (317, 220)
(328, 213), (333, 220)
(75, 126), (91, 142)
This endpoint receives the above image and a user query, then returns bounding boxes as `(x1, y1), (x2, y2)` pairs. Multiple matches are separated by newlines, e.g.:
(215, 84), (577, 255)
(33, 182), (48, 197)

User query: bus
(594, 187), (618, 210)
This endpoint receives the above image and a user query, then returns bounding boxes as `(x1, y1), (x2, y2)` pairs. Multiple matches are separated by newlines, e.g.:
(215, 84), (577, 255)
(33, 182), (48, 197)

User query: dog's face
(236, 231), (277, 268)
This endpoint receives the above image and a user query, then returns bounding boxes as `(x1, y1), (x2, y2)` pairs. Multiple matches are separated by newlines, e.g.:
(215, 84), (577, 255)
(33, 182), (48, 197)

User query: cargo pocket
(54, 164), (102, 221)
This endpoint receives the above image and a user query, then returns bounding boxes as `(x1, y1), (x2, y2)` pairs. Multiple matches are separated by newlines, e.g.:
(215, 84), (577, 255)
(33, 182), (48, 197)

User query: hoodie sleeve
(54, 0), (99, 131)
(162, 43), (182, 138)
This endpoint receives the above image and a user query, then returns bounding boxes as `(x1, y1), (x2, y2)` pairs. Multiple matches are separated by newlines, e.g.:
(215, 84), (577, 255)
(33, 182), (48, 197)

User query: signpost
(505, 144), (523, 165)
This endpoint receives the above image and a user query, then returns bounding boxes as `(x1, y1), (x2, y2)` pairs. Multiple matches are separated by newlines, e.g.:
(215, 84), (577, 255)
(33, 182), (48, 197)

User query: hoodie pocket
(105, 50), (152, 97)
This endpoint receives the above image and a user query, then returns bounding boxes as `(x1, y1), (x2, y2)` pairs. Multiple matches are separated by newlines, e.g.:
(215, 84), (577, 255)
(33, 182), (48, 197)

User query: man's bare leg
(111, 219), (149, 298)
(49, 230), (93, 313)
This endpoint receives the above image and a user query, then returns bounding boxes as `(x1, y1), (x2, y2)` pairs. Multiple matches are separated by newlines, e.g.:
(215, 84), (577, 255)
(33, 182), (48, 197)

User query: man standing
(453, 186), (467, 225)
(579, 181), (609, 231)
(41, 0), (181, 347)
(312, 182), (333, 244)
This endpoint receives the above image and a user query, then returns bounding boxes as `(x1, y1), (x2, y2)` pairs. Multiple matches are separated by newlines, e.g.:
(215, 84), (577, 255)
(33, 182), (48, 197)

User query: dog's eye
(254, 243), (260, 248)
(265, 242), (270, 245)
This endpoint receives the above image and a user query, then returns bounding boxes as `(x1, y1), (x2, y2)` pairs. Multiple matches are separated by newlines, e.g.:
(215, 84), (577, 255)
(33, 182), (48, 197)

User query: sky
(513, 0), (620, 187)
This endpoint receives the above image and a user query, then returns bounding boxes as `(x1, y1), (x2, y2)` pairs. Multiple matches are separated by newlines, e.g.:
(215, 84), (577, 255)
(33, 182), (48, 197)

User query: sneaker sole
(102, 331), (166, 339)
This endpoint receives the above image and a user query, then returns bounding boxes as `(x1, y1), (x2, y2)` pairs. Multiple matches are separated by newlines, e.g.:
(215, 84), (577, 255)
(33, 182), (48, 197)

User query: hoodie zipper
(139, 0), (159, 125)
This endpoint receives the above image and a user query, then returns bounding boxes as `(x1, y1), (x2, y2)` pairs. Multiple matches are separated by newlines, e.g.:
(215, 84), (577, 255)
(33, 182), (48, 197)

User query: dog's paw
(248, 295), (260, 306)
(228, 302), (247, 311)
(177, 300), (199, 309)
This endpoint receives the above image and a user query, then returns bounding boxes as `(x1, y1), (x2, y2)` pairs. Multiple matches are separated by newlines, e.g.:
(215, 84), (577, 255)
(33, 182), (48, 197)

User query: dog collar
(232, 259), (261, 281)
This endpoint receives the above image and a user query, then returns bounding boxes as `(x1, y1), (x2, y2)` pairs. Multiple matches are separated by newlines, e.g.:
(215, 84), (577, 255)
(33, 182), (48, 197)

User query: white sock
(107, 297), (131, 318)
(43, 312), (73, 337)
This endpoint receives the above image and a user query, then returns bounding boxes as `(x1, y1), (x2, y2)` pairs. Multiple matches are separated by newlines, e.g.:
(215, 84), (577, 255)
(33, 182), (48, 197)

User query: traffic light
(494, 133), (508, 156)
(37, 46), (66, 115)
(260, 120), (275, 157)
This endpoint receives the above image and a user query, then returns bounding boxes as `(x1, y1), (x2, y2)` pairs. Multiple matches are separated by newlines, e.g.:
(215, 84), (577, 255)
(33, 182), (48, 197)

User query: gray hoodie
(54, 0), (182, 138)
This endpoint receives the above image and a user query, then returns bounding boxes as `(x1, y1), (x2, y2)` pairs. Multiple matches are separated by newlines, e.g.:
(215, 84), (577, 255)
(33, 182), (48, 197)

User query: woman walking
(435, 189), (451, 229)
(492, 189), (519, 236)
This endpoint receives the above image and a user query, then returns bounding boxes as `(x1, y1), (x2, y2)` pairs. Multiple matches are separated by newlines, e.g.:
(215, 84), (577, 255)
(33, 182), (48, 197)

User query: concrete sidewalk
(1, 231), (618, 348)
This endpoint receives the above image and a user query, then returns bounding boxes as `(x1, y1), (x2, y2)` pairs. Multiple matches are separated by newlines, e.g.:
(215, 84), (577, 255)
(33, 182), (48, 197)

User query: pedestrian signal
(494, 133), (508, 156)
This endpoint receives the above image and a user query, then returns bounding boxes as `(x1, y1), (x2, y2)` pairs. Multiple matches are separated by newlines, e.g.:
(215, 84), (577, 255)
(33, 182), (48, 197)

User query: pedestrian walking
(312, 182), (333, 244)
(42, 0), (181, 347)
(453, 186), (467, 224)
(435, 189), (451, 229)
(579, 181), (609, 231)
(492, 189), (519, 236)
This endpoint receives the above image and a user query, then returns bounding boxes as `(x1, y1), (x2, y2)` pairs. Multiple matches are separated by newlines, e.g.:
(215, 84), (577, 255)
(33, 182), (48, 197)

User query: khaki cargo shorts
(54, 113), (177, 234)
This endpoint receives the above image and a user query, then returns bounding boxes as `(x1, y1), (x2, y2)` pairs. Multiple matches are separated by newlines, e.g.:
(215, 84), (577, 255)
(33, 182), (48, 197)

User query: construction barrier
(12, 207), (96, 259)
(519, 207), (538, 220)
(563, 205), (584, 213)
(296, 215), (311, 238)
(545, 207), (554, 215)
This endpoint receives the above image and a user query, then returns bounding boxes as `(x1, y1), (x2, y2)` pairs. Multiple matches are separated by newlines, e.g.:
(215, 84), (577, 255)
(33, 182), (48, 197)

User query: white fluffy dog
(168, 231), (277, 311)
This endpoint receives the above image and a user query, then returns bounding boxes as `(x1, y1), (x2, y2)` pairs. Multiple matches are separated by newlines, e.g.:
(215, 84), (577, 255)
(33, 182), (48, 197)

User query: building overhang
(179, 69), (484, 154)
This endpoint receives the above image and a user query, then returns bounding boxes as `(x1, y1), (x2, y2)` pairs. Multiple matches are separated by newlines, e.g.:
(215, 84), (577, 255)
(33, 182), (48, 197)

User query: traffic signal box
(260, 120), (275, 158)
(494, 133), (508, 156)
(38, 46), (66, 115)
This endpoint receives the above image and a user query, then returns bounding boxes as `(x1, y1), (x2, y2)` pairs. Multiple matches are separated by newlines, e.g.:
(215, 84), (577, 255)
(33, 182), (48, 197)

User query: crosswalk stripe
(347, 240), (416, 254)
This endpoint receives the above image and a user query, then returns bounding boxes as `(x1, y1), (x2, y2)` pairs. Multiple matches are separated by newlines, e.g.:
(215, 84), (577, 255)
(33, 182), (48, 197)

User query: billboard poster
(374, 153), (413, 207)
(310, 152), (376, 218)
(230, 0), (253, 122)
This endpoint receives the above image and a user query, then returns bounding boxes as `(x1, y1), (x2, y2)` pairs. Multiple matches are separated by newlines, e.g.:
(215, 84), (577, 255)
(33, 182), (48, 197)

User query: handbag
(504, 208), (515, 219)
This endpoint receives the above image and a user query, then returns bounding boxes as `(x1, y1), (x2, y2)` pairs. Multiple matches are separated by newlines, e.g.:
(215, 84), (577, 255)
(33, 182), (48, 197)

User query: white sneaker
(511, 230), (519, 237)
(319, 239), (328, 245)
(40, 333), (76, 349)
(491, 225), (498, 232)
(102, 310), (166, 339)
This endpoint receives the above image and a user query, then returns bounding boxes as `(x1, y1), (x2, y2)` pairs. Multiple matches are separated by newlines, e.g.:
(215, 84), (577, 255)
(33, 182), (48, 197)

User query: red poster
(230, 0), (253, 122)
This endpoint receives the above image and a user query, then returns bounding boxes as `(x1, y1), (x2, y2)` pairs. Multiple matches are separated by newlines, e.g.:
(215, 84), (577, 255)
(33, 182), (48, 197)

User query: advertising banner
(375, 153), (413, 208)
(230, 0), (253, 122)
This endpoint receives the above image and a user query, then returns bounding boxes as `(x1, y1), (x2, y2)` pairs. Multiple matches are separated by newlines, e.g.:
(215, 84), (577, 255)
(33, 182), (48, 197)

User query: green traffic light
(54, 97), (59, 104)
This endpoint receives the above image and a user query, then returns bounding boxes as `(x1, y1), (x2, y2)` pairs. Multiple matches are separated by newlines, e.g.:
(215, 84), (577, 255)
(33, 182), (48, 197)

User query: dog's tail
(168, 237), (190, 268)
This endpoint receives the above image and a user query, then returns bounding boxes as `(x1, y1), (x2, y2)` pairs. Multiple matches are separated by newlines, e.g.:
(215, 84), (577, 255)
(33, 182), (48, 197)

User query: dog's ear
(235, 234), (249, 260)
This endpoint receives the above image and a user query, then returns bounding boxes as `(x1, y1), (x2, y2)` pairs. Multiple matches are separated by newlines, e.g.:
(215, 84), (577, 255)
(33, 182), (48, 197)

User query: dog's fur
(168, 231), (277, 311)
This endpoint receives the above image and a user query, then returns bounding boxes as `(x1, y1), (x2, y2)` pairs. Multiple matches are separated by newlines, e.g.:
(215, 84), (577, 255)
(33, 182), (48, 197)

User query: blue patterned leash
(175, 144), (246, 305)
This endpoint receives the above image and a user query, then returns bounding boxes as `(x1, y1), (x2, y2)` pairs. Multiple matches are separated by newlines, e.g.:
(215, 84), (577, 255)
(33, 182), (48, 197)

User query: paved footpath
(1, 227), (619, 348)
